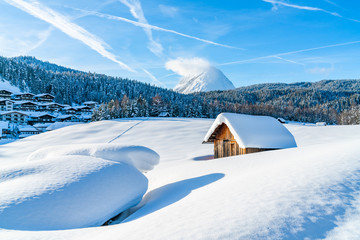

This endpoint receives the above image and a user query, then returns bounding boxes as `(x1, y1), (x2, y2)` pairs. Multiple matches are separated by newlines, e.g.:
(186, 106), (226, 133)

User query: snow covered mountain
(173, 66), (235, 94)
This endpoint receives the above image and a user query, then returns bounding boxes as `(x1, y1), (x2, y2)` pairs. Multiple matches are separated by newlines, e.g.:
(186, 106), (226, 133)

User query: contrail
(273, 56), (305, 66)
(263, 0), (360, 23)
(263, 0), (341, 17)
(70, 7), (242, 50)
(142, 69), (167, 88)
(4, 0), (135, 72)
(119, 0), (163, 56)
(218, 40), (360, 66)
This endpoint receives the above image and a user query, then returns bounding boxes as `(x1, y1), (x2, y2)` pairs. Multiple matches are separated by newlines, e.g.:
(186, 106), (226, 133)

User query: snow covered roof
(57, 114), (78, 119)
(18, 125), (40, 132)
(83, 101), (98, 104)
(33, 123), (53, 128)
(0, 111), (28, 116)
(12, 92), (35, 96)
(203, 113), (297, 149)
(34, 93), (55, 98)
(0, 99), (14, 103)
(13, 101), (38, 105)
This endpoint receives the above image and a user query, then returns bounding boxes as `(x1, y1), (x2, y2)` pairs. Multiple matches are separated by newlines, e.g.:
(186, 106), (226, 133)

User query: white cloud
(0, 27), (52, 56)
(4, 0), (134, 72)
(306, 66), (334, 75)
(159, 4), (178, 18)
(71, 8), (241, 50)
(119, 0), (163, 57)
(165, 57), (211, 77)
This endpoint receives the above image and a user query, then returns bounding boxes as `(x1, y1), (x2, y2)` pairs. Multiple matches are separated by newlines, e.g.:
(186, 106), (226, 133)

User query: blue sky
(1, 0), (360, 88)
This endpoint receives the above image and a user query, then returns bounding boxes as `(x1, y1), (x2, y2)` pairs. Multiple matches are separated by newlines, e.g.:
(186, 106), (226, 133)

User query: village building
(33, 93), (55, 102)
(0, 121), (10, 139)
(1, 111), (28, 124)
(18, 125), (40, 138)
(27, 113), (56, 125)
(0, 99), (14, 111)
(33, 123), (53, 132)
(158, 112), (170, 117)
(203, 113), (297, 158)
(74, 106), (92, 114)
(13, 101), (38, 111)
(64, 106), (77, 115)
(0, 90), (12, 99)
(57, 115), (80, 122)
(11, 93), (35, 101)
(83, 101), (98, 109)
(37, 103), (64, 112)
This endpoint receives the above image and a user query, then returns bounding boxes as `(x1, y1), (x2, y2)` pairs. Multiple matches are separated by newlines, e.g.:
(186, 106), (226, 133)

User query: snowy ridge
(174, 66), (235, 94)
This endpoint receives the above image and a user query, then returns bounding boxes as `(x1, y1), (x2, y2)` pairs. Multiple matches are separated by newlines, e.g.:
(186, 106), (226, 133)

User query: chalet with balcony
(13, 101), (38, 111)
(1, 111), (28, 124)
(33, 93), (55, 102)
(12, 93), (35, 101)
(83, 101), (98, 109)
(0, 90), (12, 99)
(0, 99), (14, 111)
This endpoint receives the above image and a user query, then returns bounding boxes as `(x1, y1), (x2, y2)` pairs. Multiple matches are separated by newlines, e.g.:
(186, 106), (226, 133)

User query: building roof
(13, 101), (38, 105)
(0, 111), (28, 116)
(83, 101), (98, 105)
(18, 125), (39, 132)
(0, 99), (14, 103)
(203, 113), (297, 149)
(34, 93), (55, 98)
(57, 114), (78, 119)
(12, 93), (35, 96)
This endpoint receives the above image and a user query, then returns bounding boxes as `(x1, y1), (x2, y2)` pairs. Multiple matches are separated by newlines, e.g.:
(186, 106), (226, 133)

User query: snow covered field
(1, 117), (360, 239)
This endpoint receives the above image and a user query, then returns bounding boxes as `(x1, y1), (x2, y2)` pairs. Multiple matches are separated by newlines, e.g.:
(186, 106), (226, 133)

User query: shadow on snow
(121, 173), (224, 223)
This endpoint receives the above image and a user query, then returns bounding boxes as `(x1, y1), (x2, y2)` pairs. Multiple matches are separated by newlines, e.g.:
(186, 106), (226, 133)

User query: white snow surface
(27, 144), (160, 172)
(173, 66), (235, 94)
(1, 118), (360, 239)
(204, 112), (297, 149)
(0, 155), (149, 230)
(0, 78), (21, 93)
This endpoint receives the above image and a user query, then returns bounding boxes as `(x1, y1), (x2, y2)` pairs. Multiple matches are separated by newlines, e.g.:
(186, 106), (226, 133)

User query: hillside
(1, 118), (360, 239)
(0, 56), (195, 108)
(1, 56), (360, 124)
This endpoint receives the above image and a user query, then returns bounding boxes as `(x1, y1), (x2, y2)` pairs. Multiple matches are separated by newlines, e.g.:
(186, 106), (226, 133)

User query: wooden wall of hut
(213, 124), (274, 159)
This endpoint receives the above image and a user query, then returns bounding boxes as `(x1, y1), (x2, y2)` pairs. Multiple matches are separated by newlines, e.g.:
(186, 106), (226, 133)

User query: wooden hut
(203, 113), (297, 159)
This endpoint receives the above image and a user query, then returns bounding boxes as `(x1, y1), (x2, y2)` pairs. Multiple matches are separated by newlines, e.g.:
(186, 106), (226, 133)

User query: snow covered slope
(173, 66), (235, 94)
(0, 77), (21, 93)
(1, 118), (360, 239)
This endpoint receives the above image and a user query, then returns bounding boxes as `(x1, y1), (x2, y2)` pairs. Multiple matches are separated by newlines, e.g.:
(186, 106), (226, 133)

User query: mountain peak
(173, 66), (235, 94)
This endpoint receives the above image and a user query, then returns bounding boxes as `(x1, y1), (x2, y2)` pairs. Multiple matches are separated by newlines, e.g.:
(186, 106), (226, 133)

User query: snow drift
(27, 144), (160, 172)
(0, 144), (160, 230)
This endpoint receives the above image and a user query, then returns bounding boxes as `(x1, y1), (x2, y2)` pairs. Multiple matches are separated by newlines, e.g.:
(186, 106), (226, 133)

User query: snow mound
(174, 66), (235, 94)
(204, 113), (297, 149)
(27, 144), (160, 172)
(0, 155), (148, 230)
